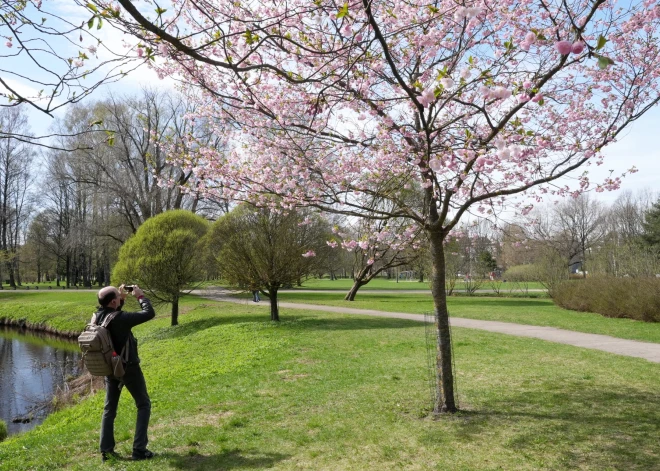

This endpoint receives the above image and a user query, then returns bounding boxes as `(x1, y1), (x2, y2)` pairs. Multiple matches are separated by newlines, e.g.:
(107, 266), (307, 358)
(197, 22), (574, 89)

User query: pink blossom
(519, 42), (530, 52)
(555, 41), (572, 55)
(302, 250), (316, 258)
(525, 32), (536, 43)
(341, 24), (353, 36)
(429, 158), (443, 171)
(74, 60), (84, 68)
(571, 42), (585, 54)
(355, 33), (363, 42)
(418, 88), (436, 107)
(137, 47), (144, 57)
(532, 93), (543, 103)
(367, 258), (374, 265)
(523, 81), (532, 89)
(358, 240), (369, 250)
(88, 45), (97, 54)
(158, 43), (168, 55)
(326, 240), (338, 248)
(5, 41), (12, 48)
(440, 77), (454, 89)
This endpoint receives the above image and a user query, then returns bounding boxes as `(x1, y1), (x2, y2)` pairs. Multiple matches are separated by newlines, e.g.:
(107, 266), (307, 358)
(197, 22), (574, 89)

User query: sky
(2, 1), (658, 210)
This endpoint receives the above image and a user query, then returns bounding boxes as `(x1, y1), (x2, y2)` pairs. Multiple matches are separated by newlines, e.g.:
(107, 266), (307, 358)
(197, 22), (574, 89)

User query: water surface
(0, 326), (81, 436)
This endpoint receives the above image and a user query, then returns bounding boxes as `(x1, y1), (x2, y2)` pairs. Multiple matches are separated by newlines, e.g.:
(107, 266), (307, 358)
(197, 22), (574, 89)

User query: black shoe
(132, 450), (155, 461)
(101, 451), (120, 462)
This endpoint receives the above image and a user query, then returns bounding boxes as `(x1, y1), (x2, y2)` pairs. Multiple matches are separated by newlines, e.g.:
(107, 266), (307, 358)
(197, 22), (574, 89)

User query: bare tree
(0, 106), (35, 287)
(1, 1), (141, 148)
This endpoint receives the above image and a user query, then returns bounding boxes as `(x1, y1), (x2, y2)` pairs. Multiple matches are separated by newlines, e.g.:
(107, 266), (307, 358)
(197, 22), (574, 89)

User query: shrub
(0, 419), (7, 441)
(552, 277), (660, 322)
(502, 264), (541, 282)
(112, 210), (209, 326)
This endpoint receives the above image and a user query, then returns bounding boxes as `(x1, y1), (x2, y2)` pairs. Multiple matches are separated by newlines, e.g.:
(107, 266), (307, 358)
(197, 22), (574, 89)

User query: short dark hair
(98, 290), (117, 307)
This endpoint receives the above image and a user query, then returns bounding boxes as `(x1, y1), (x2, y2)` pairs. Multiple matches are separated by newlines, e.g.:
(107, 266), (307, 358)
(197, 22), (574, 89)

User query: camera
(125, 285), (134, 292)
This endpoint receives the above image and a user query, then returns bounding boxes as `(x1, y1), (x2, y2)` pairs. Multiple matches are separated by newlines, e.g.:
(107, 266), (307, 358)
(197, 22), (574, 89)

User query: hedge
(552, 277), (660, 322)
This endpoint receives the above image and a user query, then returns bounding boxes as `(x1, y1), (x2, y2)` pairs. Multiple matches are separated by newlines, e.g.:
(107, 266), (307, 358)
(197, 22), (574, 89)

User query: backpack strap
(99, 311), (130, 362)
(100, 311), (121, 328)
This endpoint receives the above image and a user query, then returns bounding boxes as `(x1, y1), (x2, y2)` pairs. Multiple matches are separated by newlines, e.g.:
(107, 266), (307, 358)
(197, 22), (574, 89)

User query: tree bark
(344, 280), (364, 301)
(171, 296), (179, 326)
(269, 286), (280, 321)
(429, 229), (457, 413)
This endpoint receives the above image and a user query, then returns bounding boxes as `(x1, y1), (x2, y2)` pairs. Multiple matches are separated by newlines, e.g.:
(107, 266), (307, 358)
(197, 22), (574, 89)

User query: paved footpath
(196, 289), (660, 363)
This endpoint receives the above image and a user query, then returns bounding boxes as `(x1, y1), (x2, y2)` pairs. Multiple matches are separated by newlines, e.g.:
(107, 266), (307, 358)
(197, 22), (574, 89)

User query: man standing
(95, 284), (155, 462)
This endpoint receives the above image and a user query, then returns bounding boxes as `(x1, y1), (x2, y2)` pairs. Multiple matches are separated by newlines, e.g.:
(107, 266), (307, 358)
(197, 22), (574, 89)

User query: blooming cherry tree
(102, 0), (660, 413)
(329, 215), (424, 300)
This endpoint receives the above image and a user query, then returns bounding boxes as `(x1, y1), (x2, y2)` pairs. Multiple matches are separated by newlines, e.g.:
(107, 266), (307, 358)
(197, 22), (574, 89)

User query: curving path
(195, 289), (660, 364)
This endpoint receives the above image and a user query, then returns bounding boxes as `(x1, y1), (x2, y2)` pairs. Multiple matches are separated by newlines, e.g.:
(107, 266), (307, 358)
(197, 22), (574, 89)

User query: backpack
(78, 311), (128, 377)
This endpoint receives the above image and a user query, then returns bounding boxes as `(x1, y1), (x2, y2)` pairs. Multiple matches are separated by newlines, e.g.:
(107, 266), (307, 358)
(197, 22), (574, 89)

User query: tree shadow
(161, 448), (289, 470)
(147, 312), (423, 341)
(429, 381), (660, 470)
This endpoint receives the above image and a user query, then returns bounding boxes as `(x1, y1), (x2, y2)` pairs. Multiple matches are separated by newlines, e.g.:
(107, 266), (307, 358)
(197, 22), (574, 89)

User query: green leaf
(538, 98), (544, 106)
(596, 35), (607, 50)
(87, 16), (95, 29)
(597, 55), (614, 69)
(89, 119), (103, 127)
(87, 3), (98, 13)
(427, 6), (439, 14)
(155, 7), (167, 15)
(337, 3), (348, 19)
(97, 17), (103, 29)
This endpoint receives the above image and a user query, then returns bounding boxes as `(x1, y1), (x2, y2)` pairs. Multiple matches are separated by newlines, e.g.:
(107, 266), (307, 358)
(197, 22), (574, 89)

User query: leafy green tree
(209, 204), (329, 321)
(641, 199), (660, 253)
(112, 210), (209, 326)
(477, 251), (498, 277)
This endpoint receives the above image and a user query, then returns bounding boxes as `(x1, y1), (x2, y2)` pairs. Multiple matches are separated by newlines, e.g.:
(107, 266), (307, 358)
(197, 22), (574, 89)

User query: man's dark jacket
(95, 297), (155, 365)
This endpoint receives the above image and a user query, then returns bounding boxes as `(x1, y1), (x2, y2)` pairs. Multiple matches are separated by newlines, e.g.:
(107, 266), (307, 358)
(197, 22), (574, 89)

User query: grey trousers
(99, 364), (151, 455)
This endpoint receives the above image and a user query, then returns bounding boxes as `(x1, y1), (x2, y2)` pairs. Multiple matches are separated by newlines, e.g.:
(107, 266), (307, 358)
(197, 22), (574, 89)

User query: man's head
(98, 286), (121, 309)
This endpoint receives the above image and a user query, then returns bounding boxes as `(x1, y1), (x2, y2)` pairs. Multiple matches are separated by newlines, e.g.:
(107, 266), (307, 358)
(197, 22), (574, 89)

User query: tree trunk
(171, 296), (179, 326)
(344, 280), (364, 301)
(429, 229), (457, 414)
(269, 286), (280, 321)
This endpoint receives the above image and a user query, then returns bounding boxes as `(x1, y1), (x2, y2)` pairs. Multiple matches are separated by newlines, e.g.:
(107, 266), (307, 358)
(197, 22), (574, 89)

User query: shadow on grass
(148, 313), (423, 341)
(162, 448), (289, 470)
(428, 381), (660, 470)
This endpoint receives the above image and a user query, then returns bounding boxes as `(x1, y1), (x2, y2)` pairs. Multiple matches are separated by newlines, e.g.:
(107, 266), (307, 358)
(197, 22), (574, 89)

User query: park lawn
(282, 278), (547, 291)
(0, 291), (174, 334)
(1, 296), (659, 470)
(274, 291), (660, 344)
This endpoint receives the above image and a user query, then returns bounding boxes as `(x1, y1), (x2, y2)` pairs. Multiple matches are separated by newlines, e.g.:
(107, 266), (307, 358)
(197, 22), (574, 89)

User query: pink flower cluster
(555, 41), (585, 55)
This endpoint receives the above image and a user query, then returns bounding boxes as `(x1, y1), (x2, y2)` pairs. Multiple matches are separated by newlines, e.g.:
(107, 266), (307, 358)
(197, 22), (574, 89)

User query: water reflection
(0, 326), (81, 436)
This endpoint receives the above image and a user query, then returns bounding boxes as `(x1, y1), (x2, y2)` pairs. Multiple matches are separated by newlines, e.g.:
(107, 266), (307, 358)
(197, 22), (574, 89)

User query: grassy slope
(0, 295), (659, 470)
(273, 292), (660, 344)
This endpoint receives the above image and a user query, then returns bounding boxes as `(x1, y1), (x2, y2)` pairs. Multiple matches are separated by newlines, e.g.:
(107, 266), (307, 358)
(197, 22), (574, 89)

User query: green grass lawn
(1, 295), (659, 470)
(273, 292), (660, 344)
(215, 278), (547, 291)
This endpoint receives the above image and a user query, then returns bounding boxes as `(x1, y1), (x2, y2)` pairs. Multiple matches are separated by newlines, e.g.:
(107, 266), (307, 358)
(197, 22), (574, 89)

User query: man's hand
(118, 284), (129, 300)
(131, 285), (145, 298)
